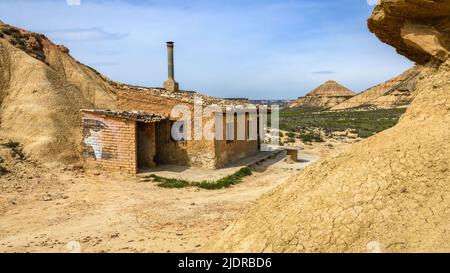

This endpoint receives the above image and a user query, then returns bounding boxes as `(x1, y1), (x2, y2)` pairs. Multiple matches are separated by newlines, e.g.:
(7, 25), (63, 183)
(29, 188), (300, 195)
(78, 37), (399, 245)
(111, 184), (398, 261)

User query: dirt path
(0, 153), (319, 253)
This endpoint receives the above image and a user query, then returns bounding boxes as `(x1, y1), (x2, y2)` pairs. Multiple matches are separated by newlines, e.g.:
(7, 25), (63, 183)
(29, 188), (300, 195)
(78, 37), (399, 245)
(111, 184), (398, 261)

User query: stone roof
(81, 109), (168, 123)
(117, 85), (250, 107)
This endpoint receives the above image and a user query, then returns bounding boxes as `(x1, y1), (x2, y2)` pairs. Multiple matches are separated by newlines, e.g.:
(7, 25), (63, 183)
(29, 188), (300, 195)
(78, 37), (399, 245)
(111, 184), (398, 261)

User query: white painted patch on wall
(84, 129), (103, 159)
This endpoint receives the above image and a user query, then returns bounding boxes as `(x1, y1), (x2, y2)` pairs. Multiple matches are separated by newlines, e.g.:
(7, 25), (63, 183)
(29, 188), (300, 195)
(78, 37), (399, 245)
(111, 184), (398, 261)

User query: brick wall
(116, 88), (259, 169)
(82, 112), (137, 174)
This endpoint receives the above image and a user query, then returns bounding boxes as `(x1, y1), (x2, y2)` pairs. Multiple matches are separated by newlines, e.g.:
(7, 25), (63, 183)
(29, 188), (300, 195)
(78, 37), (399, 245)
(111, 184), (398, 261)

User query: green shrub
(196, 167), (252, 190)
(287, 137), (296, 143)
(299, 132), (325, 143)
(149, 167), (253, 190)
(286, 132), (296, 138)
(150, 175), (190, 188)
(280, 108), (406, 138)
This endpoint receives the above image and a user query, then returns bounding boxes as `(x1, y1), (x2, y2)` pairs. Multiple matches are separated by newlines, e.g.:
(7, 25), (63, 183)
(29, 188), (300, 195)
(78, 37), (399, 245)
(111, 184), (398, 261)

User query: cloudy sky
(0, 0), (413, 99)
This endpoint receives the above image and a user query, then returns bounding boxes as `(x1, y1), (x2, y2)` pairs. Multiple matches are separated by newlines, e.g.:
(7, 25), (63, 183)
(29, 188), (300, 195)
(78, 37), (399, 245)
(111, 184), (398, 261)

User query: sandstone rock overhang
(368, 0), (450, 65)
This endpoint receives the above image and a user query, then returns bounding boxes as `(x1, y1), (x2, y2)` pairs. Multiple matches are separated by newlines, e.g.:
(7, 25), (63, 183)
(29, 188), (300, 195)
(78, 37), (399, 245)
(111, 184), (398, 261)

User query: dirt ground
(280, 130), (360, 158)
(0, 139), (347, 253)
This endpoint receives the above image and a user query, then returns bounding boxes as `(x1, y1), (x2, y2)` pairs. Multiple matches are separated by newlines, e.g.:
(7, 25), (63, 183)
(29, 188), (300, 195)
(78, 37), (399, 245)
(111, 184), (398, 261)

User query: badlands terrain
(0, 139), (326, 253)
(0, 20), (348, 253)
(212, 0), (450, 253)
(1, 0), (450, 253)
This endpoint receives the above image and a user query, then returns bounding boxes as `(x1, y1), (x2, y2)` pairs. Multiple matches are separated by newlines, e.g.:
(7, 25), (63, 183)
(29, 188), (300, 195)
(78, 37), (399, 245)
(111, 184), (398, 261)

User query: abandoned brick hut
(81, 42), (262, 174)
(81, 107), (261, 174)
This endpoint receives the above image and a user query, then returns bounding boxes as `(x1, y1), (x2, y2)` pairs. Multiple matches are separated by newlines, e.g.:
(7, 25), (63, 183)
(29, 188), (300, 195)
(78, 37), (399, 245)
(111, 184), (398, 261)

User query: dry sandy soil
(0, 141), (327, 253)
(281, 130), (360, 158)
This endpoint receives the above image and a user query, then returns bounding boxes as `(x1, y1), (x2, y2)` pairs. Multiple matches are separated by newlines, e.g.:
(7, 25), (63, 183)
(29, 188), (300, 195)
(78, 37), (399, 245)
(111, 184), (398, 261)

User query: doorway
(137, 122), (156, 170)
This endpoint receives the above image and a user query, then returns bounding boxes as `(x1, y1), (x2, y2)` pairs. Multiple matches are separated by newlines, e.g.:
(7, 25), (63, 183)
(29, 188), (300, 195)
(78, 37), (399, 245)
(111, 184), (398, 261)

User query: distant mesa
(290, 65), (423, 111)
(331, 65), (422, 111)
(289, 80), (355, 109)
(307, 80), (355, 97)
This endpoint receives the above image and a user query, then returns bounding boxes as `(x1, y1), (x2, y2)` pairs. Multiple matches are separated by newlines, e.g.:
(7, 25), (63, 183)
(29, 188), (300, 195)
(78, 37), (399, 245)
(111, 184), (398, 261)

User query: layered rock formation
(331, 66), (423, 110)
(0, 22), (118, 163)
(212, 0), (450, 253)
(289, 80), (355, 109)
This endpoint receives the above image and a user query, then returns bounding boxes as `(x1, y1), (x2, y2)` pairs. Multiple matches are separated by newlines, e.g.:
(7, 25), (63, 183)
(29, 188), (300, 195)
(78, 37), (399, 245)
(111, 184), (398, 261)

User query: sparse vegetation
(286, 132), (296, 138)
(280, 108), (406, 138)
(197, 167), (252, 190)
(286, 137), (296, 143)
(12, 32), (22, 43)
(0, 26), (47, 63)
(149, 176), (191, 189)
(2, 28), (14, 36)
(148, 167), (253, 190)
(0, 156), (8, 175)
(1, 140), (26, 159)
(299, 131), (325, 143)
(0, 165), (8, 175)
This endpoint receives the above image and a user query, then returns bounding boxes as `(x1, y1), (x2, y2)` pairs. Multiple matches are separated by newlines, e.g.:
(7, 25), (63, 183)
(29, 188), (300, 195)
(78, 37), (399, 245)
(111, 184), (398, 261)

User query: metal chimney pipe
(167, 41), (175, 79)
(163, 41), (179, 92)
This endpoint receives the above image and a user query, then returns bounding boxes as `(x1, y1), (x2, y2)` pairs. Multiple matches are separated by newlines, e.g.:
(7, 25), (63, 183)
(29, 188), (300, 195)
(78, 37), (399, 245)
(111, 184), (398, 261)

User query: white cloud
(66, 0), (81, 6)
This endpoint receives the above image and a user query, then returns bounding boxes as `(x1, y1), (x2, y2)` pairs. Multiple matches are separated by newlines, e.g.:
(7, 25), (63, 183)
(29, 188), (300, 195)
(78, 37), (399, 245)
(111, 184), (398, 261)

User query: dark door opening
(137, 122), (156, 170)
(154, 120), (170, 165)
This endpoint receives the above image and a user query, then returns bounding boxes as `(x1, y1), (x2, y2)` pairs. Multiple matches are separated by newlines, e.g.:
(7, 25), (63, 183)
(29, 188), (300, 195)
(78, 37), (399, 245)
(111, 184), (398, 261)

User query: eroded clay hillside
(0, 22), (117, 163)
(331, 66), (422, 110)
(211, 0), (450, 253)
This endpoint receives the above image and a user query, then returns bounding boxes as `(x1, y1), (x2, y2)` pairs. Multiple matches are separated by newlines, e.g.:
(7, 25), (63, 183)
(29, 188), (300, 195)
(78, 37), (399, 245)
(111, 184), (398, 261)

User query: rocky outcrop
(289, 80), (355, 109)
(368, 0), (450, 64)
(331, 66), (422, 110)
(211, 0), (450, 253)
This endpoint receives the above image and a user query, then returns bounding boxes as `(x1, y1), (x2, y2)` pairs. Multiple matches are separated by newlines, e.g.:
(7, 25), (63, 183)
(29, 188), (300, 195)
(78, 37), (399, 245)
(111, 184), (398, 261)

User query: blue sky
(0, 0), (413, 99)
